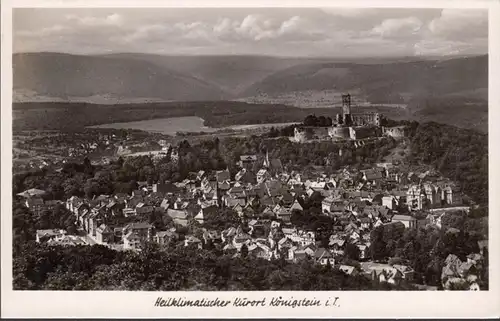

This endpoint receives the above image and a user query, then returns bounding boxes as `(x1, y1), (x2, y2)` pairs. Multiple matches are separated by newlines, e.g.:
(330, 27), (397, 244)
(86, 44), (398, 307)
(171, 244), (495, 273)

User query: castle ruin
(292, 93), (406, 143)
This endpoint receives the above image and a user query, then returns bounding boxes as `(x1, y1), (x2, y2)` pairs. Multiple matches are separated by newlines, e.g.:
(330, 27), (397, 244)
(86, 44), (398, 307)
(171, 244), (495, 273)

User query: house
(248, 243), (272, 260)
(184, 235), (202, 249)
(88, 212), (104, 237)
(279, 191), (294, 207)
(95, 224), (114, 244)
(257, 169), (271, 184)
(294, 230), (316, 246)
(122, 207), (136, 217)
(223, 243), (238, 254)
(277, 237), (295, 251)
(152, 182), (179, 194)
(359, 217), (372, 230)
(122, 222), (153, 242)
(235, 168), (256, 184)
(195, 205), (218, 224)
(123, 231), (142, 250)
(203, 230), (222, 245)
(166, 209), (189, 226)
(322, 196), (345, 215)
(329, 237), (346, 254)
(216, 169), (231, 183)
(392, 264), (415, 282)
(361, 262), (404, 285)
(66, 196), (82, 213)
(289, 244), (316, 262)
(47, 235), (86, 247)
(160, 198), (170, 211)
(406, 185), (424, 211)
(239, 155), (258, 168)
(135, 202), (154, 215)
(36, 229), (67, 243)
(221, 227), (238, 243)
(154, 230), (179, 245)
(233, 231), (252, 250)
(362, 169), (384, 184)
(276, 207), (292, 222)
(357, 244), (369, 260)
(374, 267), (403, 285)
(78, 209), (89, 230)
(290, 200), (304, 212)
(382, 195), (396, 210)
(339, 265), (359, 276)
(106, 200), (123, 216)
(314, 248), (335, 266)
(391, 214), (417, 229)
(25, 197), (45, 215)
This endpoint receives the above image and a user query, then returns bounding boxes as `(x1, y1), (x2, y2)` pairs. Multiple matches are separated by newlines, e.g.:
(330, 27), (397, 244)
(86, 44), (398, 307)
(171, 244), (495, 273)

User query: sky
(13, 8), (488, 57)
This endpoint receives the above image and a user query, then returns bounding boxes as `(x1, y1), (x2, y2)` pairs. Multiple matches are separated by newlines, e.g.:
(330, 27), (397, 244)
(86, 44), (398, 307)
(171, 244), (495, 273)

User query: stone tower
(341, 94), (352, 125)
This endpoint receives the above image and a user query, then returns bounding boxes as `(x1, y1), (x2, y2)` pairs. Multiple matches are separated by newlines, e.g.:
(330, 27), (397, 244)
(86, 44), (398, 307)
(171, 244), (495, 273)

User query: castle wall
(351, 113), (381, 127)
(329, 126), (351, 139)
(293, 127), (330, 142)
(349, 126), (380, 140)
(383, 126), (407, 138)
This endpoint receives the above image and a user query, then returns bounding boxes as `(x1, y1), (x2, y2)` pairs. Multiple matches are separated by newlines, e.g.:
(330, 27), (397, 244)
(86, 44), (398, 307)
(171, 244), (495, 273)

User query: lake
(88, 116), (297, 135)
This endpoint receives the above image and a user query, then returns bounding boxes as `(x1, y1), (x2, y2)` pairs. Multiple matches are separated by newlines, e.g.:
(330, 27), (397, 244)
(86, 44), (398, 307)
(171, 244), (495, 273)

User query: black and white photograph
(2, 0), (499, 318)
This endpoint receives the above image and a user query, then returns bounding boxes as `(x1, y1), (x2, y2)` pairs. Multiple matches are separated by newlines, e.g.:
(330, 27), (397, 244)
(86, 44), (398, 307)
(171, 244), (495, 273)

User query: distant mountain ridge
(241, 55), (488, 103)
(13, 52), (230, 102)
(13, 52), (487, 103)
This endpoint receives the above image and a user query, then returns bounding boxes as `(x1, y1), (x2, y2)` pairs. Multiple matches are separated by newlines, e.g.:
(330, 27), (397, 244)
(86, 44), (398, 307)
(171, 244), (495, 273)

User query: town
(14, 105), (488, 291)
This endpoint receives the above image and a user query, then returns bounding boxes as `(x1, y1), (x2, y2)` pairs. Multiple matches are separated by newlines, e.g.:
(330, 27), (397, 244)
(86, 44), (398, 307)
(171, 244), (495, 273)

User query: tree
(240, 244), (249, 258)
(370, 226), (387, 261)
(345, 242), (361, 261)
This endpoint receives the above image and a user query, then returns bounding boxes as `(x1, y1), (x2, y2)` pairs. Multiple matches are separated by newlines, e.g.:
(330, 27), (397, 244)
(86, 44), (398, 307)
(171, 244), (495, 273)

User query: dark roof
(216, 170), (230, 183)
(314, 248), (333, 259)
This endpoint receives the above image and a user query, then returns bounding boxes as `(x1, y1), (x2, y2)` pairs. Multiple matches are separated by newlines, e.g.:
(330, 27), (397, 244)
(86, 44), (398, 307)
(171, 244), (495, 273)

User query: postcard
(1, 0), (499, 318)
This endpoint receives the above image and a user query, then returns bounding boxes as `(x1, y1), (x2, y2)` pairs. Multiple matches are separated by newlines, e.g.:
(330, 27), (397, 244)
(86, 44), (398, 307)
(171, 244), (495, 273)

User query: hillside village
(21, 141), (486, 290)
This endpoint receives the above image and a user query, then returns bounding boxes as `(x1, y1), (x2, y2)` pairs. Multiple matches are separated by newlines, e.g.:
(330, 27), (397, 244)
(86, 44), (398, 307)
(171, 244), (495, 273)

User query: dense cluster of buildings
(21, 146), (485, 289)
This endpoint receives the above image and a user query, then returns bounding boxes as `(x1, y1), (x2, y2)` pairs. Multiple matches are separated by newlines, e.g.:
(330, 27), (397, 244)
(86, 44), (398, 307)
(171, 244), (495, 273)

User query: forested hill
(408, 122), (488, 205)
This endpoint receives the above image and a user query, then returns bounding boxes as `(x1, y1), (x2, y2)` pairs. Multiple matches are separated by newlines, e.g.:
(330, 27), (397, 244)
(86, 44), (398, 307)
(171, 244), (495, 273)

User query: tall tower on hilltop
(341, 93), (352, 126)
(342, 94), (351, 115)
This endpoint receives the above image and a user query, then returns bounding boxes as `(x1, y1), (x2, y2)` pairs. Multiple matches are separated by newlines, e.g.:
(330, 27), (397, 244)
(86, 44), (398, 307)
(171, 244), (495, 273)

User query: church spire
(263, 149), (270, 168)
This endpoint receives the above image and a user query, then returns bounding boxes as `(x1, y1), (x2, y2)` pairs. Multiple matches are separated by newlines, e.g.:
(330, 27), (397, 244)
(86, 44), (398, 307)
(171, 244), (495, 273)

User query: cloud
(410, 9), (488, 56)
(119, 14), (321, 45)
(428, 9), (487, 40)
(12, 8), (488, 57)
(16, 24), (70, 38)
(413, 38), (485, 56)
(371, 17), (423, 38)
(65, 13), (124, 27)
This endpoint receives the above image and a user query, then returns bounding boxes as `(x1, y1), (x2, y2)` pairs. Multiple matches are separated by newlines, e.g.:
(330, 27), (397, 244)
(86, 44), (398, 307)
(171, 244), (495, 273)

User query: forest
(368, 215), (487, 288)
(13, 241), (418, 291)
(407, 122), (488, 205)
(13, 101), (411, 132)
